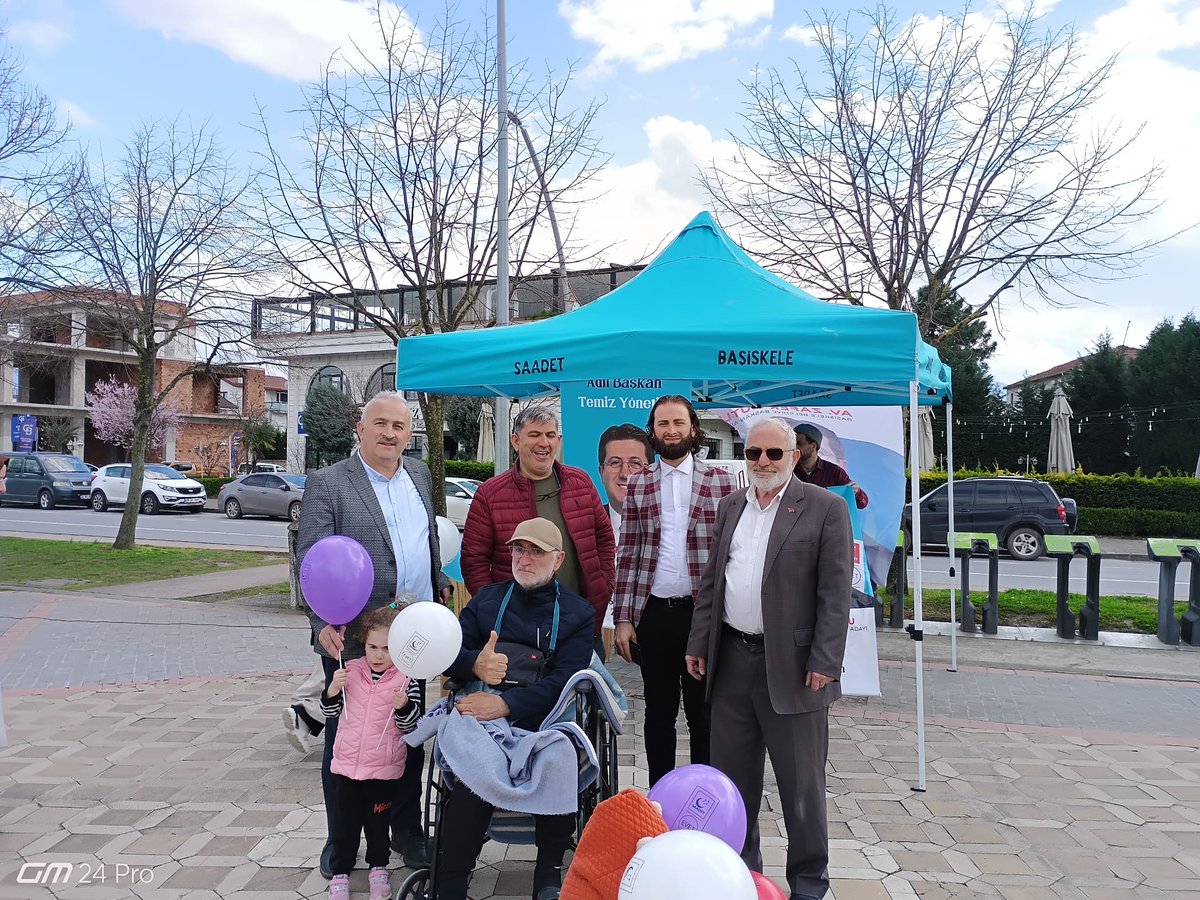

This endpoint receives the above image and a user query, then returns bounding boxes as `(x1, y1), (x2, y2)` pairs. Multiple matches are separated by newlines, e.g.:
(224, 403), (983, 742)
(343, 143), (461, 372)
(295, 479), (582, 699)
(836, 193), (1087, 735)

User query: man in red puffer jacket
(462, 405), (616, 658)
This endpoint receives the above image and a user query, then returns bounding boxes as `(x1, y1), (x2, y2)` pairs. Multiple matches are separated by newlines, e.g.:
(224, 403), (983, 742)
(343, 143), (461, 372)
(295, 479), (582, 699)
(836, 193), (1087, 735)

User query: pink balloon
(646, 764), (747, 853)
(751, 872), (787, 900)
(300, 535), (374, 625)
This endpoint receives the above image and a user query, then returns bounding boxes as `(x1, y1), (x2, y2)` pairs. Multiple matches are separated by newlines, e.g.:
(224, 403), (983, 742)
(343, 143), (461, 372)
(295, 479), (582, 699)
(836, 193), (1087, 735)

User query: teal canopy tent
(394, 212), (951, 408)
(396, 212), (954, 791)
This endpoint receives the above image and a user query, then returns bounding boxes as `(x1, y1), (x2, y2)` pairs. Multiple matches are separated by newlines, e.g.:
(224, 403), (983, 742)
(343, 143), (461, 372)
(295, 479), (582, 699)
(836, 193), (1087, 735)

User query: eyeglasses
(511, 544), (552, 559)
(744, 447), (787, 462)
(604, 457), (646, 472)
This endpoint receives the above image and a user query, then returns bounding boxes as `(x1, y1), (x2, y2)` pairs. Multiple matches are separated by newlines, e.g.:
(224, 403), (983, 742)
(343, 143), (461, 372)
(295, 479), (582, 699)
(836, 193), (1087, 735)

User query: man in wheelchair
(436, 516), (596, 900)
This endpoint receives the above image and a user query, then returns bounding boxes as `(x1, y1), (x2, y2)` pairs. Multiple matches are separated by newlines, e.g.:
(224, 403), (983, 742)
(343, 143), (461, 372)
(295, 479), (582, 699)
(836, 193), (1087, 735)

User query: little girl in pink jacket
(322, 606), (422, 900)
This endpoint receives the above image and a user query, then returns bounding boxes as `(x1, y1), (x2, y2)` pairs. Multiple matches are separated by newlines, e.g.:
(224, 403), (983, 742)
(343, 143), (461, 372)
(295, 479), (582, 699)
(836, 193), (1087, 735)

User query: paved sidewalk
(2, 589), (1199, 899)
(114, 566), (291, 602)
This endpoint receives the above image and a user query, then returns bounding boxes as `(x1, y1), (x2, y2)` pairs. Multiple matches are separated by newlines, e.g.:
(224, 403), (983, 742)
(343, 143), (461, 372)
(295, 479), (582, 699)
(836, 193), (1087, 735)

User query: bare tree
(0, 34), (83, 391)
(253, 7), (605, 509)
(39, 120), (272, 549)
(706, 4), (1164, 341)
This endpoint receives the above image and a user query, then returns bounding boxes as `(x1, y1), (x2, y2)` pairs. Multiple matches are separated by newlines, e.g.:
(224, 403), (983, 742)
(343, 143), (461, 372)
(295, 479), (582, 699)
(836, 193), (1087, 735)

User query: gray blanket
(406, 702), (597, 815)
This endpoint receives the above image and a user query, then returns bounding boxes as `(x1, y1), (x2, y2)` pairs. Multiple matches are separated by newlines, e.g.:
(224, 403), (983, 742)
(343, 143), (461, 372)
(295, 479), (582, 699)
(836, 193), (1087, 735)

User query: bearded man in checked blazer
(612, 395), (736, 785)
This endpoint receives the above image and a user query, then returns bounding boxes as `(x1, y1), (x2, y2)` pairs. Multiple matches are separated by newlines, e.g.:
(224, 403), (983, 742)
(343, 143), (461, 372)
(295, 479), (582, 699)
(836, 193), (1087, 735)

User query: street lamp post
(1018, 454), (1038, 474)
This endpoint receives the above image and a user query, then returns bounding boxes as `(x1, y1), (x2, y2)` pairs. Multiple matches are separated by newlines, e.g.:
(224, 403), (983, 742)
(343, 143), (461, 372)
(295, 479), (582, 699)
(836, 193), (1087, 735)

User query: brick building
(1, 293), (268, 474)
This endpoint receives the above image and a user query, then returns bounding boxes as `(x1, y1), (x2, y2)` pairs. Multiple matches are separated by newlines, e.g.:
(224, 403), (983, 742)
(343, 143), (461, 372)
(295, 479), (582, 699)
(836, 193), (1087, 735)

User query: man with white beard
(686, 417), (853, 900)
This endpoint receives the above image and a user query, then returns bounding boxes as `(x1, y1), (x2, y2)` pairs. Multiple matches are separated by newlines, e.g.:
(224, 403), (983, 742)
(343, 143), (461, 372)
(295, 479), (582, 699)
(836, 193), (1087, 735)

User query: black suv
(903, 476), (1077, 561)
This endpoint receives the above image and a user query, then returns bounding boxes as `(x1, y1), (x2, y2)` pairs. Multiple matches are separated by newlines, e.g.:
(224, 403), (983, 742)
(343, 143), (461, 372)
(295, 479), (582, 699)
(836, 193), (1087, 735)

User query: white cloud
(109, 0), (418, 82)
(781, 24), (819, 45)
(9, 19), (70, 51)
(569, 115), (741, 262)
(559, 0), (774, 74)
(57, 99), (96, 128)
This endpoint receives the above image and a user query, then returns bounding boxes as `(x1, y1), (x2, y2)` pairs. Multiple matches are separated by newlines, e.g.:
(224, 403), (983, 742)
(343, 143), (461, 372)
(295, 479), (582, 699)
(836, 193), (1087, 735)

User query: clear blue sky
(6, 0), (1197, 387)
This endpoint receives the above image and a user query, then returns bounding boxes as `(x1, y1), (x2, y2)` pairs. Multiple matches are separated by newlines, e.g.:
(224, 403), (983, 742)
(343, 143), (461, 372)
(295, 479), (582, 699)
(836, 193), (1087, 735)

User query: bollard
(1146, 539), (1200, 646)
(1044, 535), (1102, 640)
(952, 533), (999, 634)
(889, 529), (906, 628)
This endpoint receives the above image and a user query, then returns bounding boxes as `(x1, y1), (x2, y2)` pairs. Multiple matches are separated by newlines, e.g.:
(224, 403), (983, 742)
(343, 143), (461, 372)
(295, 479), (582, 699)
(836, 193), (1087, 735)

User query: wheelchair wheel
(395, 867), (431, 899)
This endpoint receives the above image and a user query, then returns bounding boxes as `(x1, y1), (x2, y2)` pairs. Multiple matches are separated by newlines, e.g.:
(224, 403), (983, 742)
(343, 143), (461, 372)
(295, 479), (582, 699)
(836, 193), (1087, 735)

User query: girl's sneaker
(328, 873), (349, 900)
(368, 867), (391, 900)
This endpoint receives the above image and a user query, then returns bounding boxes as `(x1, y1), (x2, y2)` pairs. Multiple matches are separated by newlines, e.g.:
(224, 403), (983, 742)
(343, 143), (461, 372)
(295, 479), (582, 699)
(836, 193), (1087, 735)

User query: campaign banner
(841, 607), (881, 697)
(11, 414), (37, 452)
(827, 484), (873, 598)
(560, 379), (691, 509)
(713, 405), (905, 589)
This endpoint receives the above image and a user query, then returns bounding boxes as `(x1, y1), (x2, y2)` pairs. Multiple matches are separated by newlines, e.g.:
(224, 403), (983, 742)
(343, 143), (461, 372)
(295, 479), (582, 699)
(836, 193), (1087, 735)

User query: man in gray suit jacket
(297, 390), (452, 878)
(686, 417), (852, 900)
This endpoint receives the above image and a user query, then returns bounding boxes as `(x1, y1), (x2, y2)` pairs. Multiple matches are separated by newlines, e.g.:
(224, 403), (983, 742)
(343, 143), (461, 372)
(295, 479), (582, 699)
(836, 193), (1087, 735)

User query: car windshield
(452, 480), (479, 496)
(43, 457), (90, 473)
(281, 474), (306, 488)
(144, 465), (186, 481)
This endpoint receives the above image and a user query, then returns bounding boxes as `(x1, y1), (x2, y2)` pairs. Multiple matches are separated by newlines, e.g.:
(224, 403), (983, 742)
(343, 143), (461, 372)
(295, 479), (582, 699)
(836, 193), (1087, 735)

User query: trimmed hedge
(1077, 508), (1200, 539)
(197, 476), (235, 498)
(918, 471), (1200, 515)
(441, 460), (496, 480)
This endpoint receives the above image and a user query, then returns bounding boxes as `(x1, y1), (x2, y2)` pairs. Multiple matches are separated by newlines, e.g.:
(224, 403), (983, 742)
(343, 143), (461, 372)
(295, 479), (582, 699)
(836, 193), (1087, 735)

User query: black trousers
(321, 657), (424, 839)
(329, 774), (398, 875)
(433, 784), (574, 900)
(635, 595), (710, 786)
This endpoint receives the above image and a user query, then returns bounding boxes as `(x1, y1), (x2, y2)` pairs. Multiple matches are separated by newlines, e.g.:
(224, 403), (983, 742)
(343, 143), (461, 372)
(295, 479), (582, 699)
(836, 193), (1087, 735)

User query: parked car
(444, 477), (482, 528)
(0, 452), (93, 508)
(237, 461), (287, 475)
(902, 476), (1077, 561)
(90, 463), (208, 514)
(218, 472), (306, 521)
(166, 461), (198, 475)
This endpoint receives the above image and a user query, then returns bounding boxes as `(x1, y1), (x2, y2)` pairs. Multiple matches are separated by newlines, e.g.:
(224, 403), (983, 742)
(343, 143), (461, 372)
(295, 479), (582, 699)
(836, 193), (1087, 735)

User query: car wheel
(140, 492), (160, 515)
(224, 497), (242, 519)
(91, 491), (109, 512)
(1006, 526), (1044, 561)
(288, 501), (302, 523)
(37, 489), (55, 510)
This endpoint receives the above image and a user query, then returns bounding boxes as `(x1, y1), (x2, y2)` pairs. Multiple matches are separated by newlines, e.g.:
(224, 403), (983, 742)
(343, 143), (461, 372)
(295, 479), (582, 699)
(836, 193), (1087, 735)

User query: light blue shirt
(359, 456), (434, 602)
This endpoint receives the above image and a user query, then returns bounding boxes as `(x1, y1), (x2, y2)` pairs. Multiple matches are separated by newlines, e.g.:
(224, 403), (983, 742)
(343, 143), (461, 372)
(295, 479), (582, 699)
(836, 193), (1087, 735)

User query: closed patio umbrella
(918, 407), (935, 471)
(476, 401), (495, 464)
(1047, 387), (1075, 473)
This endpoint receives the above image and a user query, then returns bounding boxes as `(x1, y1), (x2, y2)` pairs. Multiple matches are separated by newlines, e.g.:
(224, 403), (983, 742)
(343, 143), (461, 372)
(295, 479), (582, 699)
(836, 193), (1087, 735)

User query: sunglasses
(744, 447), (787, 461)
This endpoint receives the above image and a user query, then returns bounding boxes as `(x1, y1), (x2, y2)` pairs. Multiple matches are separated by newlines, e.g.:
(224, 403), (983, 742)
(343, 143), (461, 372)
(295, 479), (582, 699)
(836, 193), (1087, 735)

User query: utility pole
(494, 0), (511, 472)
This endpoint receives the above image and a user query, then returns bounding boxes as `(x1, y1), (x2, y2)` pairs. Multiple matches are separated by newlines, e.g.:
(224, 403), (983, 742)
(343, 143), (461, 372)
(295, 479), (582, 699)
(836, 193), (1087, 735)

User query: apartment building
(1, 294), (267, 473)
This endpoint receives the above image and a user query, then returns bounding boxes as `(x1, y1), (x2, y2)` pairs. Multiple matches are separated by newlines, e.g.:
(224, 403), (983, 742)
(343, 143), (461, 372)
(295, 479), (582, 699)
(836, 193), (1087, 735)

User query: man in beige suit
(686, 417), (852, 900)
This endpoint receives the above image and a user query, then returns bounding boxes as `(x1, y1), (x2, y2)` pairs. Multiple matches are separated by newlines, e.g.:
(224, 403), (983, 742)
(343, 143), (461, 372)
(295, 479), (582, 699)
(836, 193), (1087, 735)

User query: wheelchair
(395, 672), (623, 899)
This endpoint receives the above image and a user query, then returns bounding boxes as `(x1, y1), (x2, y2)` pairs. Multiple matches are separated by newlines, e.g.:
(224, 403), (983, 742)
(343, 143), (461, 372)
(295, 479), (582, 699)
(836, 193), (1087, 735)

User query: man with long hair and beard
(611, 395), (735, 785)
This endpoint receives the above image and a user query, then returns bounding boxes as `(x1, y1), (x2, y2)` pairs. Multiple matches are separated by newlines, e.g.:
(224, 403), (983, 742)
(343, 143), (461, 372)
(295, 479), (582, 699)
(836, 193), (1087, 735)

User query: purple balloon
(300, 535), (374, 626)
(647, 764), (747, 853)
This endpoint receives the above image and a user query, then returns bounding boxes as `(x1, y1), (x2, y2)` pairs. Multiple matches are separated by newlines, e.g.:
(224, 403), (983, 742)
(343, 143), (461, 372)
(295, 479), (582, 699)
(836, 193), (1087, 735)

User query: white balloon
(436, 515), (462, 567)
(388, 601), (463, 680)
(619, 830), (755, 900)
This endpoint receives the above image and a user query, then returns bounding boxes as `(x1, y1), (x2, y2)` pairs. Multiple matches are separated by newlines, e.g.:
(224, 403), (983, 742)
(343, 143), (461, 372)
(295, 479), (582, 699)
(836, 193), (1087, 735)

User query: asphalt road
(1, 504), (1191, 600)
(0, 503), (290, 549)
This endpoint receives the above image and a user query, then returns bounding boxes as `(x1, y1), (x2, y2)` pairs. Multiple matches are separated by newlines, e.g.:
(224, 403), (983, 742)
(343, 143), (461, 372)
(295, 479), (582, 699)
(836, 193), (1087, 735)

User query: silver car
(218, 472), (306, 521)
(444, 477), (482, 528)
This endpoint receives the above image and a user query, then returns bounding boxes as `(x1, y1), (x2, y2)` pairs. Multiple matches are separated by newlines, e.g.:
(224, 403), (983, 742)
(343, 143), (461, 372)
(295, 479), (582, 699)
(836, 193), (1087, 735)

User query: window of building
(311, 365), (347, 394)
(365, 363), (397, 397)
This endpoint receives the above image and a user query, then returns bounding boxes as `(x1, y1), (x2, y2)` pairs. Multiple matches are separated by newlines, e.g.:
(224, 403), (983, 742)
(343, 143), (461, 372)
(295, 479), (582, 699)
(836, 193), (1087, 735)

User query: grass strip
(894, 587), (1162, 633)
(0, 537), (287, 590)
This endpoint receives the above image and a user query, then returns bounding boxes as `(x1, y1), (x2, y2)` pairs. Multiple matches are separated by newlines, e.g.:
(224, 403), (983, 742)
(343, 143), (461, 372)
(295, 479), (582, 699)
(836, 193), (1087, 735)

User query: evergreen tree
(1064, 333), (1132, 474)
(303, 383), (359, 465)
(1127, 314), (1200, 473)
(444, 396), (483, 461)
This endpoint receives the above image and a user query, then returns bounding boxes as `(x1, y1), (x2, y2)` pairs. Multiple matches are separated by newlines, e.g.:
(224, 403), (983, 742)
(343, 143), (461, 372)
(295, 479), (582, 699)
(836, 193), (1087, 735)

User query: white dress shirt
(722, 486), (785, 634)
(649, 453), (694, 598)
(359, 456), (434, 602)
(608, 505), (622, 542)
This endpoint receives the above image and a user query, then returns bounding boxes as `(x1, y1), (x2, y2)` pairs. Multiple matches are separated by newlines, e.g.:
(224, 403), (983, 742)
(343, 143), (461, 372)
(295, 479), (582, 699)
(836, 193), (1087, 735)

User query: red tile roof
(1005, 345), (1139, 390)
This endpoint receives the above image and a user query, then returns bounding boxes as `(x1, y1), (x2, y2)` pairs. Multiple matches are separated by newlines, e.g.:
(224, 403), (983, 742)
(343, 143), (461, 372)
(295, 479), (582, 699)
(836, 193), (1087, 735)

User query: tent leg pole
(946, 404), (958, 672)
(908, 382), (926, 792)
(494, 397), (511, 471)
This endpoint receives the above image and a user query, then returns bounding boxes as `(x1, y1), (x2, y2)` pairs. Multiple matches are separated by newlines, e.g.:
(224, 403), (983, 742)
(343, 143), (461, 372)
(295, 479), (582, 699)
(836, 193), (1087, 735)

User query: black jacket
(447, 578), (594, 730)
